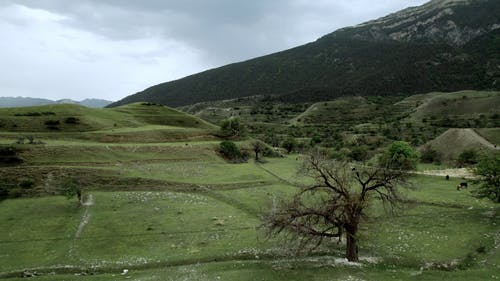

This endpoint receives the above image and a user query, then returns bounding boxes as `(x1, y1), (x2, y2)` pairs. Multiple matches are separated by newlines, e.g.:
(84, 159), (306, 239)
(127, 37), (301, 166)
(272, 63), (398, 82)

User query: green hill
(109, 0), (500, 107)
(0, 103), (218, 142)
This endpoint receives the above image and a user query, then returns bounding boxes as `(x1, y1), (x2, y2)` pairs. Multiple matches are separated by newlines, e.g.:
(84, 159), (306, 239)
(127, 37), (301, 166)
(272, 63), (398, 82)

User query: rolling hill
(0, 103), (218, 142)
(109, 0), (500, 108)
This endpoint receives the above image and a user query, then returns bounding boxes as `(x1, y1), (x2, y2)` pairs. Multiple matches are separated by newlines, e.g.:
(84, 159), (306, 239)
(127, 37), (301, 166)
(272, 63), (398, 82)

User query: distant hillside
(110, 0), (500, 107)
(0, 97), (114, 108)
(422, 128), (499, 160)
(0, 103), (218, 142)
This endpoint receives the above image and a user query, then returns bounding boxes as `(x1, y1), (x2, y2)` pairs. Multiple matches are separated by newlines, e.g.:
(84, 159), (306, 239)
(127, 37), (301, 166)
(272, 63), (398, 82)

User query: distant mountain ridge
(109, 0), (500, 107)
(0, 97), (113, 108)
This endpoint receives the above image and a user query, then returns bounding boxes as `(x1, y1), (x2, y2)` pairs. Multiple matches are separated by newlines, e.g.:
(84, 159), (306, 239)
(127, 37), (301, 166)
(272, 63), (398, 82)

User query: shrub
(420, 146), (441, 164)
(282, 137), (298, 153)
(457, 149), (479, 167)
(379, 141), (420, 170)
(64, 117), (80, 124)
(0, 146), (23, 165)
(44, 120), (60, 126)
(349, 146), (369, 162)
(18, 178), (35, 189)
(220, 118), (247, 139)
(218, 141), (248, 163)
(472, 154), (500, 203)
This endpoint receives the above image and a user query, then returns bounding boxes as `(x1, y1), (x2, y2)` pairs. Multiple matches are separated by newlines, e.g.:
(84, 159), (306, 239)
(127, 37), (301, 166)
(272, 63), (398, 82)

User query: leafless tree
(263, 151), (408, 261)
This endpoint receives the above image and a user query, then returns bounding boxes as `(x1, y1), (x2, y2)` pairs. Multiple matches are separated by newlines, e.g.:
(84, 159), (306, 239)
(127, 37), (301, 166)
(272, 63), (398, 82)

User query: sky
(0, 0), (428, 102)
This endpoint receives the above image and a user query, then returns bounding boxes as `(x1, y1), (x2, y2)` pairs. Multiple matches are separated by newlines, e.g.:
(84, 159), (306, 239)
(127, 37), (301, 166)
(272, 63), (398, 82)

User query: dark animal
(445, 175), (449, 180)
(456, 182), (468, 190)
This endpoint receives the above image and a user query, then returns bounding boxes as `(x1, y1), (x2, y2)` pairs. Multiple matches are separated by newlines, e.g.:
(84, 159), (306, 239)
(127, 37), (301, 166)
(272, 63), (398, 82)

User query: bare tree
(263, 151), (408, 261)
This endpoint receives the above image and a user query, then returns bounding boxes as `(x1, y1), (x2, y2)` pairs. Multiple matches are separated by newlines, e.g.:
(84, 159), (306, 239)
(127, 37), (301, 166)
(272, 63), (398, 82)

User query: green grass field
(1, 138), (499, 280)
(0, 102), (499, 280)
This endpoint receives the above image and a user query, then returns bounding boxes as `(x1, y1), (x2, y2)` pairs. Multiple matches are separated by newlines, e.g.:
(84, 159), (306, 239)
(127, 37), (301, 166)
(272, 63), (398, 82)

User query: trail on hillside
(68, 194), (94, 258)
(254, 162), (303, 188)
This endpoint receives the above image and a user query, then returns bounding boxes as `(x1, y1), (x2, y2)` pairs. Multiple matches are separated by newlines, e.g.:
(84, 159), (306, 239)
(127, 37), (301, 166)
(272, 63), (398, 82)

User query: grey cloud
(6, 0), (428, 65)
(0, 0), (428, 101)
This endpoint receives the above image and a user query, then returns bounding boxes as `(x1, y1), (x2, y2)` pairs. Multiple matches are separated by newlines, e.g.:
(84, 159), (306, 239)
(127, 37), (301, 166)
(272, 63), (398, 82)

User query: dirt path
(75, 194), (94, 238)
(254, 162), (303, 188)
(413, 168), (475, 179)
(68, 194), (94, 258)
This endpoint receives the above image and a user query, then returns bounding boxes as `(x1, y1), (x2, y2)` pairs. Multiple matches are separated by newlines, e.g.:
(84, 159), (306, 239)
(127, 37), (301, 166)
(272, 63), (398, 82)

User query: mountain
(109, 0), (500, 108)
(0, 97), (114, 108)
(0, 97), (55, 108)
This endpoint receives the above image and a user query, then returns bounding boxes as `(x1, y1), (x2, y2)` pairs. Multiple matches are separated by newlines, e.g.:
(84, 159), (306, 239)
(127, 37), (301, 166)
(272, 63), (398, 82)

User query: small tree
(282, 137), (298, 153)
(263, 151), (408, 261)
(251, 140), (266, 161)
(472, 155), (500, 203)
(420, 145), (441, 164)
(218, 141), (249, 162)
(379, 141), (419, 170)
(220, 118), (247, 139)
(60, 178), (83, 205)
(457, 149), (479, 167)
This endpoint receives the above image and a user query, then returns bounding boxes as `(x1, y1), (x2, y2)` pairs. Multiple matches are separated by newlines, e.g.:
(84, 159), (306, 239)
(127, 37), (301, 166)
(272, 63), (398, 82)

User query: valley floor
(0, 139), (499, 281)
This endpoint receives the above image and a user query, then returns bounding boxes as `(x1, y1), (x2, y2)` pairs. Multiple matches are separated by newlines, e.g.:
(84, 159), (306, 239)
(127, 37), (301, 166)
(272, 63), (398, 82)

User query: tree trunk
(77, 190), (82, 205)
(345, 223), (359, 262)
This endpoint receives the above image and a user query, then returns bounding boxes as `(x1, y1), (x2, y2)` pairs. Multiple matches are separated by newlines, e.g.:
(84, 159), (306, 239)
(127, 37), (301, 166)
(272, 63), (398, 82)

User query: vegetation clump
(457, 149), (479, 167)
(473, 154), (500, 203)
(218, 141), (249, 163)
(379, 141), (420, 170)
(220, 118), (247, 139)
(59, 177), (83, 205)
(420, 145), (442, 164)
(0, 146), (23, 165)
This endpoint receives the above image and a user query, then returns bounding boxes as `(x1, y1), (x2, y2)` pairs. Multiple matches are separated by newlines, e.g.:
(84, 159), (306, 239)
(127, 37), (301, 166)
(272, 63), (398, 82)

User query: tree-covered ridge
(109, 0), (500, 108)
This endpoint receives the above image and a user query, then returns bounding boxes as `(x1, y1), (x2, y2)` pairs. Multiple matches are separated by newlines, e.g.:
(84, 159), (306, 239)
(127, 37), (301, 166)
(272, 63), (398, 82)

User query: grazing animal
(456, 182), (468, 190)
(445, 175), (449, 181)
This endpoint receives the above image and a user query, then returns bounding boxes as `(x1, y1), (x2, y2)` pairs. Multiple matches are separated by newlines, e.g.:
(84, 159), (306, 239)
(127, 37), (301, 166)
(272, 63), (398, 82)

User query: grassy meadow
(0, 102), (499, 280)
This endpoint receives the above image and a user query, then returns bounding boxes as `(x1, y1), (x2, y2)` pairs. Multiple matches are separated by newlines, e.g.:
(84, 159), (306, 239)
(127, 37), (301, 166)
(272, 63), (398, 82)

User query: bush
(349, 146), (369, 162)
(220, 118), (247, 139)
(218, 141), (248, 163)
(379, 141), (420, 170)
(472, 155), (500, 203)
(282, 137), (298, 153)
(44, 120), (60, 126)
(18, 178), (35, 189)
(0, 146), (23, 165)
(457, 149), (479, 167)
(420, 146), (441, 164)
(64, 117), (80, 124)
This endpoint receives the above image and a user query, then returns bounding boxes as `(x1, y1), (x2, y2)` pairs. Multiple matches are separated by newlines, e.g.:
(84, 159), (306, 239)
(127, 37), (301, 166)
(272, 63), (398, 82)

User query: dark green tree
(282, 137), (298, 153)
(420, 145), (441, 164)
(473, 155), (500, 203)
(457, 149), (479, 167)
(379, 141), (420, 170)
(220, 118), (247, 139)
(60, 178), (83, 206)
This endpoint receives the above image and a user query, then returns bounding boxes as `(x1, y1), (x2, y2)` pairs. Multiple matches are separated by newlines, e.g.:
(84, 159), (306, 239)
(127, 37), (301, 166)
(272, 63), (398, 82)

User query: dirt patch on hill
(422, 128), (498, 160)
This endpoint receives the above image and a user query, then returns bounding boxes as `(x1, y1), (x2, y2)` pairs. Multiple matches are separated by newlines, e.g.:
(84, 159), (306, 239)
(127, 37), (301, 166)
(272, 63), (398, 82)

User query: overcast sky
(0, 0), (428, 101)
